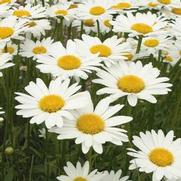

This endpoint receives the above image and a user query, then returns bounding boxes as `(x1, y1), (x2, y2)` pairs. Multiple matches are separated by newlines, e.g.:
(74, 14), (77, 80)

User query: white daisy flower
(75, 34), (131, 67)
(166, 0), (181, 17)
(0, 53), (14, 77)
(111, 12), (167, 37)
(0, 42), (18, 56)
(19, 37), (59, 60)
(47, 2), (76, 21)
(57, 161), (104, 181)
(128, 130), (181, 181)
(101, 170), (130, 181)
(36, 39), (101, 80)
(11, 4), (46, 19)
(98, 15), (113, 34)
(0, 16), (27, 48)
(15, 78), (90, 129)
(24, 19), (51, 38)
(140, 34), (172, 56)
(50, 96), (133, 154)
(93, 61), (172, 107)
(111, 0), (138, 12)
(76, 0), (115, 21)
(156, 0), (173, 6)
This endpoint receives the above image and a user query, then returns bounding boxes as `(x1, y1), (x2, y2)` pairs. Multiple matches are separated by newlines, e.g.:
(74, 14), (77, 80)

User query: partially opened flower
(50, 96), (132, 154)
(15, 78), (89, 128)
(128, 130), (181, 181)
(93, 61), (172, 106)
(57, 161), (104, 181)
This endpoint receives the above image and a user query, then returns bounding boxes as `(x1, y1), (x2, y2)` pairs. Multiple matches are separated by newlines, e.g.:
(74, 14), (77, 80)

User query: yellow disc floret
(90, 44), (112, 57)
(33, 46), (47, 55)
(39, 95), (65, 113)
(149, 148), (174, 167)
(57, 55), (81, 70)
(131, 23), (153, 34)
(76, 113), (105, 135)
(89, 6), (105, 16)
(0, 27), (14, 39)
(117, 75), (145, 93)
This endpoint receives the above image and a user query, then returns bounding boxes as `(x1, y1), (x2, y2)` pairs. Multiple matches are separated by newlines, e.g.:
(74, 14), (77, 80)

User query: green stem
(136, 36), (143, 53)
(96, 20), (100, 38)
(80, 21), (84, 38)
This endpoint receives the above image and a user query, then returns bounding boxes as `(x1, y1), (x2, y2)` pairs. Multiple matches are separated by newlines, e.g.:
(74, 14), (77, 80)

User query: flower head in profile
(128, 130), (181, 181)
(50, 96), (132, 154)
(93, 61), (172, 106)
(15, 78), (89, 128)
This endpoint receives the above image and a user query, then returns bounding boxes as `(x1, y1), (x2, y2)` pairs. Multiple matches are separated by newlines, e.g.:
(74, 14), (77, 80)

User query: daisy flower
(19, 37), (59, 60)
(98, 15), (113, 34)
(0, 53), (14, 77)
(166, 0), (181, 17)
(111, 12), (167, 37)
(93, 61), (172, 107)
(0, 42), (18, 56)
(36, 39), (101, 80)
(47, 2), (76, 21)
(0, 16), (27, 48)
(140, 34), (172, 56)
(76, 0), (115, 21)
(156, 0), (173, 6)
(137, 0), (161, 10)
(57, 161), (104, 181)
(24, 19), (51, 38)
(101, 170), (130, 181)
(128, 130), (181, 181)
(75, 34), (131, 67)
(111, 0), (138, 12)
(15, 78), (90, 128)
(50, 96), (133, 154)
(11, 4), (46, 19)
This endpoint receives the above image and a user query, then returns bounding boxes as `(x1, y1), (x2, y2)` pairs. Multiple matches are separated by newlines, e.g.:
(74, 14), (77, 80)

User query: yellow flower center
(57, 55), (81, 70)
(148, 2), (159, 7)
(76, 113), (105, 135)
(117, 75), (145, 93)
(27, 21), (37, 27)
(2, 46), (15, 54)
(143, 38), (159, 47)
(13, 10), (31, 17)
(112, 2), (132, 10)
(165, 55), (173, 62)
(0, 0), (11, 4)
(158, 0), (171, 4)
(69, 4), (78, 9)
(39, 95), (65, 113)
(89, 6), (106, 16)
(0, 27), (14, 39)
(74, 177), (87, 181)
(124, 52), (133, 61)
(104, 19), (112, 28)
(33, 46), (47, 55)
(149, 148), (174, 167)
(90, 44), (112, 57)
(131, 23), (153, 34)
(83, 19), (95, 27)
(171, 8), (181, 15)
(55, 9), (68, 16)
